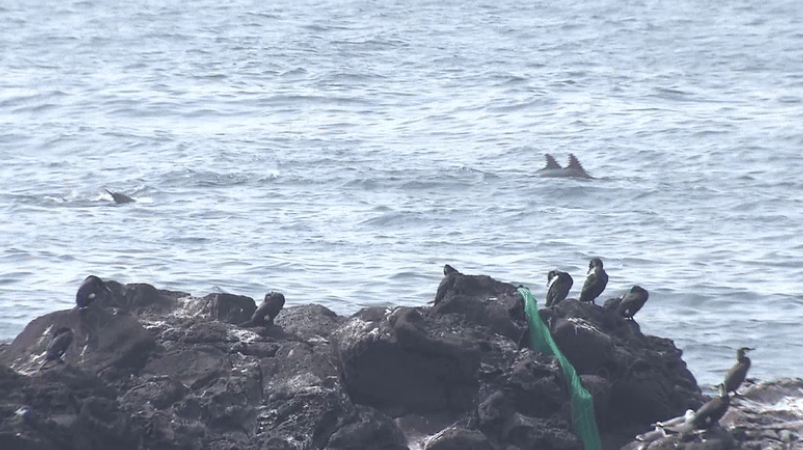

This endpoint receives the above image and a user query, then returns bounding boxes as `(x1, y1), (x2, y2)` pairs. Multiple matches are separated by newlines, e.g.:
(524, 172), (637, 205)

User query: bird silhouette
(546, 270), (573, 307)
(579, 258), (608, 303)
(723, 347), (754, 395)
(240, 291), (286, 327)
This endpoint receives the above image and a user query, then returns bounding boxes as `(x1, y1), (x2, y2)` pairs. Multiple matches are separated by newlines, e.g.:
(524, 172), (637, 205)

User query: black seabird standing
(579, 258), (608, 304)
(688, 383), (730, 432)
(546, 270), (573, 307)
(617, 285), (649, 320)
(723, 347), (754, 395)
(76, 275), (112, 309)
(40, 327), (74, 370)
(241, 291), (286, 327)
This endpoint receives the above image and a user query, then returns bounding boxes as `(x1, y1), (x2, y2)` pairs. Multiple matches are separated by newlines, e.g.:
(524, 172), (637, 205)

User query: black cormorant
(689, 383), (730, 431)
(443, 264), (459, 276)
(617, 285), (649, 320)
(241, 291), (285, 327)
(579, 258), (608, 304)
(76, 275), (112, 309)
(546, 270), (573, 307)
(40, 327), (74, 370)
(723, 347), (754, 395)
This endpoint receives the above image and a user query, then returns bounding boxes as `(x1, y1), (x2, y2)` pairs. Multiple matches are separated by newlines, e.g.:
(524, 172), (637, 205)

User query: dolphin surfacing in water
(536, 154), (593, 179)
(104, 188), (135, 204)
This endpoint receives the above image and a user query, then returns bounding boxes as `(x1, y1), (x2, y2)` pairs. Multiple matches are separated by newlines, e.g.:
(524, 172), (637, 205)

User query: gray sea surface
(2, 0), (803, 390)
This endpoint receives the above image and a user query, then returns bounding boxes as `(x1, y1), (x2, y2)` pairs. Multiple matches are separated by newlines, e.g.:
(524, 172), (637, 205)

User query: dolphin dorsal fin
(567, 154), (591, 178)
(104, 188), (135, 204)
(544, 154), (562, 170)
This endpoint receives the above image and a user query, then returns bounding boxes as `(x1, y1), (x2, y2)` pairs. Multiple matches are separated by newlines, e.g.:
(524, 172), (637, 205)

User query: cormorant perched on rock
(41, 327), (73, 370)
(546, 270), (573, 307)
(688, 383), (730, 432)
(104, 188), (135, 204)
(240, 291), (285, 327)
(617, 285), (649, 320)
(443, 264), (459, 276)
(432, 266), (460, 305)
(723, 347), (754, 395)
(579, 258), (608, 304)
(76, 275), (112, 309)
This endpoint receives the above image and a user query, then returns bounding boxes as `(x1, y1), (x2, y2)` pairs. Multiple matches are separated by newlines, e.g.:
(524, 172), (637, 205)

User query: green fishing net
(518, 287), (602, 450)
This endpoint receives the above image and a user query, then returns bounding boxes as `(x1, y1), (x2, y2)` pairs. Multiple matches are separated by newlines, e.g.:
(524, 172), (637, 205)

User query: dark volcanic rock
(475, 351), (569, 431)
(333, 306), (484, 415)
(204, 293), (258, 325)
(253, 304), (354, 449)
(143, 347), (236, 391)
(424, 427), (497, 450)
(121, 377), (189, 409)
(580, 375), (611, 430)
(720, 378), (803, 450)
(334, 273), (582, 450)
(2, 274), (768, 450)
(540, 298), (704, 436)
(431, 271), (526, 341)
(0, 307), (156, 380)
(325, 406), (408, 450)
(501, 413), (581, 450)
(0, 362), (137, 450)
(433, 271), (519, 307)
(103, 281), (186, 316)
(550, 316), (615, 375)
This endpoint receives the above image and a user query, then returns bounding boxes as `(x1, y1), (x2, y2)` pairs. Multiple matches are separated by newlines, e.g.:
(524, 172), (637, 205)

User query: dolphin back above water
(104, 188), (135, 204)
(536, 154), (593, 179)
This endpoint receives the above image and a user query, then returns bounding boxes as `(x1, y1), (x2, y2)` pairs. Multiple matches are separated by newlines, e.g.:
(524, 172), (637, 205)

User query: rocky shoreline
(1, 270), (801, 450)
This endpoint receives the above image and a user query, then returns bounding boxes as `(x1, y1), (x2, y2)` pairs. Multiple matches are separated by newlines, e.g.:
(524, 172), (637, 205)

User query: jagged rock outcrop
(723, 378), (803, 449)
(1, 307), (157, 380)
(621, 378), (803, 450)
(0, 270), (793, 450)
(539, 298), (704, 436)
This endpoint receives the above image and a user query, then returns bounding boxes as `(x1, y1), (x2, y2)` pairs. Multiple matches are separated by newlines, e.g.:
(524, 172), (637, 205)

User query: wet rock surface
(620, 378), (803, 450)
(539, 298), (705, 436)
(721, 378), (803, 450)
(0, 271), (798, 450)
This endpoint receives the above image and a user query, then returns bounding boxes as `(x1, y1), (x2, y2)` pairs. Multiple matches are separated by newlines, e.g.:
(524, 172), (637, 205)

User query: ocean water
(2, 0), (802, 391)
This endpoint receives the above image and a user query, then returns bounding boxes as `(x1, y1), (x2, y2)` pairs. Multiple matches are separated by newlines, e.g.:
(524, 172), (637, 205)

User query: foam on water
(2, 0), (803, 389)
